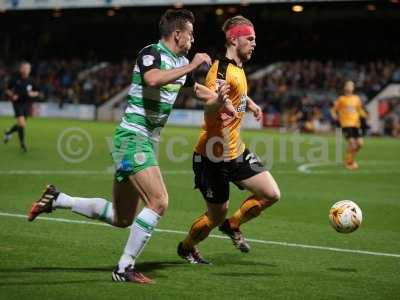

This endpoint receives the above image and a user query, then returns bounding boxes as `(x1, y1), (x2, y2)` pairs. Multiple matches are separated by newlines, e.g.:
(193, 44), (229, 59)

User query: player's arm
(247, 96), (262, 121)
(27, 83), (39, 98)
(180, 71), (235, 116)
(331, 98), (340, 121)
(5, 79), (18, 101)
(202, 84), (236, 118)
(200, 61), (236, 117)
(141, 49), (211, 88)
(5, 88), (17, 101)
(358, 107), (367, 119)
(194, 82), (232, 106)
(180, 70), (231, 105)
(356, 97), (367, 118)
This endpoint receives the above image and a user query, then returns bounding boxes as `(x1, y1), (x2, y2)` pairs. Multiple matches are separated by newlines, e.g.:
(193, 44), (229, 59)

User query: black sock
(6, 124), (19, 135)
(17, 126), (25, 146)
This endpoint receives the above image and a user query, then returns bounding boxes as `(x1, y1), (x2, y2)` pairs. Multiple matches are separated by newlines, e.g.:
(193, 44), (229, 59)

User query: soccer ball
(329, 200), (362, 233)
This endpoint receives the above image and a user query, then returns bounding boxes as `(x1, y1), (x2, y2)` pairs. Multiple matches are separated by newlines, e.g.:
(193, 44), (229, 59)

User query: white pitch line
(297, 162), (400, 174)
(0, 169), (399, 176)
(0, 170), (112, 175)
(297, 162), (338, 174)
(0, 170), (191, 175)
(0, 211), (399, 259)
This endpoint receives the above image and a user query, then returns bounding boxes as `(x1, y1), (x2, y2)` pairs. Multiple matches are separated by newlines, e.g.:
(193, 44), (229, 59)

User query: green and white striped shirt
(119, 41), (190, 141)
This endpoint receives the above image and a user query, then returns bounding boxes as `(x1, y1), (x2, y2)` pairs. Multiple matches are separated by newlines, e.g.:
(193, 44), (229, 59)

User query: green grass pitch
(0, 117), (399, 299)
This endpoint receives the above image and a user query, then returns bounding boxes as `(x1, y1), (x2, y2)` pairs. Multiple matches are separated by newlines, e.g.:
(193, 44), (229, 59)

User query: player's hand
(191, 53), (211, 69)
(251, 104), (262, 122)
(28, 91), (39, 98)
(217, 81), (230, 103)
(11, 94), (18, 101)
(217, 81), (237, 119)
(223, 100), (237, 118)
(219, 102), (237, 126)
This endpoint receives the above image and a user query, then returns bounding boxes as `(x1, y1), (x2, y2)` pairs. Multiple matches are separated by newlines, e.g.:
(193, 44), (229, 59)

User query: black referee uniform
(4, 73), (37, 151)
(8, 74), (34, 118)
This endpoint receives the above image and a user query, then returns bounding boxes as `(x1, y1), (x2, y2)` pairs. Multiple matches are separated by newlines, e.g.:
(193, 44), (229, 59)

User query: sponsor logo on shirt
(142, 55), (155, 67)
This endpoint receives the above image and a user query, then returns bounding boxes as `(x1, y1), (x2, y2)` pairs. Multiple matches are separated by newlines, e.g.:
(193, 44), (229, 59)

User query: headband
(225, 24), (255, 39)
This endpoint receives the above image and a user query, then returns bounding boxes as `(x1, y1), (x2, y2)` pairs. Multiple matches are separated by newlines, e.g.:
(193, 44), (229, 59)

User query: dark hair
(159, 9), (195, 38)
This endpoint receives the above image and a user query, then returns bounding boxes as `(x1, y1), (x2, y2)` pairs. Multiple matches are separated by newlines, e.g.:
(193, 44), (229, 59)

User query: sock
(346, 150), (354, 165)
(53, 192), (114, 224)
(118, 207), (160, 272)
(182, 213), (215, 250)
(6, 124), (18, 135)
(228, 196), (272, 229)
(17, 126), (25, 145)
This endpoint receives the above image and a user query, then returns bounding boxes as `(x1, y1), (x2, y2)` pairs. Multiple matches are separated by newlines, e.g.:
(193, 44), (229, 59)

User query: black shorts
(193, 149), (266, 204)
(342, 127), (361, 139)
(12, 102), (29, 118)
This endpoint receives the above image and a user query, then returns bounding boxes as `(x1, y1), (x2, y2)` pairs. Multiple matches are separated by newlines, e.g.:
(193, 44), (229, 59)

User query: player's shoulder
(218, 56), (232, 70)
(211, 56), (231, 79)
(138, 44), (160, 57)
(336, 95), (346, 102)
(8, 74), (19, 85)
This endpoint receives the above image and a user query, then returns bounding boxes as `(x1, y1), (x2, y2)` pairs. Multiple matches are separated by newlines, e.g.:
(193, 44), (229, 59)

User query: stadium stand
(1, 59), (400, 135)
(0, 59), (133, 106)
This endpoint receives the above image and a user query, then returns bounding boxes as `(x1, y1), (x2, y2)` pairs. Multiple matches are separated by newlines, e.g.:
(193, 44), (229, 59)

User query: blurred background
(1, 0), (400, 136)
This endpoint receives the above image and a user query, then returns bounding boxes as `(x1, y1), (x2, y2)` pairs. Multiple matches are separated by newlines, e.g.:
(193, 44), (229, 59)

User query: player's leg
(342, 128), (355, 167)
(345, 136), (358, 169)
(348, 136), (363, 169)
(28, 183), (119, 225)
(29, 126), (145, 224)
(3, 123), (18, 143)
(232, 171), (281, 227)
(354, 137), (364, 155)
(178, 201), (228, 264)
(220, 170), (280, 252)
(177, 154), (229, 264)
(112, 180), (141, 227)
(111, 177), (158, 284)
(114, 166), (167, 283)
(16, 115), (27, 151)
(4, 104), (23, 144)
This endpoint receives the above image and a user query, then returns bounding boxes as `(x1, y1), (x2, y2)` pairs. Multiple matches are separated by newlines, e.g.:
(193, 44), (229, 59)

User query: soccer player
(331, 80), (367, 170)
(3, 61), (39, 152)
(177, 16), (281, 264)
(27, 9), (232, 284)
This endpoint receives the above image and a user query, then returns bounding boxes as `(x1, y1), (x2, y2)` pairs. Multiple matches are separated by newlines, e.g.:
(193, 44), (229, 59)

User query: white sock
(53, 193), (114, 225)
(118, 207), (160, 272)
(53, 193), (75, 207)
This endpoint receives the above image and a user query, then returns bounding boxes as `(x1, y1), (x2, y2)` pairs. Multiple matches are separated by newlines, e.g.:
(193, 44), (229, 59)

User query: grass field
(0, 117), (399, 300)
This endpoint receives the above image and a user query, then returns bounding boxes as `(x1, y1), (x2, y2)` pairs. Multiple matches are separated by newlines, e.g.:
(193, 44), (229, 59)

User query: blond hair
(222, 15), (253, 33)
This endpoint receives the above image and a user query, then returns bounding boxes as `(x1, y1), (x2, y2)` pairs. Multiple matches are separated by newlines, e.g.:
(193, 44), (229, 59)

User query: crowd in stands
(380, 97), (400, 137)
(174, 60), (400, 135)
(1, 59), (400, 136)
(246, 60), (400, 134)
(0, 59), (132, 106)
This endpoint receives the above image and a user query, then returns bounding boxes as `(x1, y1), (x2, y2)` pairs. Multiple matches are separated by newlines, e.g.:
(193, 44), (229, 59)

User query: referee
(3, 62), (39, 152)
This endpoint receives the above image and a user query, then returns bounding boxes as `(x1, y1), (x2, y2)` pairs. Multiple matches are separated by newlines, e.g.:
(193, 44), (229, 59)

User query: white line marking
(297, 162), (400, 174)
(1, 211), (399, 259)
(0, 170), (112, 175)
(1, 169), (399, 176)
(297, 162), (338, 174)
